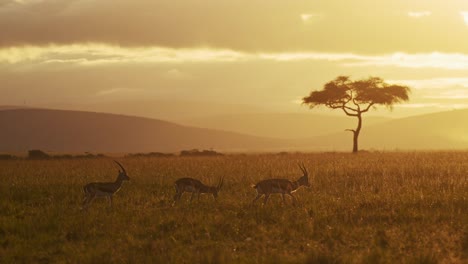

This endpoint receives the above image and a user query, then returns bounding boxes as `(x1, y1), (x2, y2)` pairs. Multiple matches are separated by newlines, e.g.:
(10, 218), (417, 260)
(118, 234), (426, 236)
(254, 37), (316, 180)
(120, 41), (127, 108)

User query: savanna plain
(0, 152), (467, 263)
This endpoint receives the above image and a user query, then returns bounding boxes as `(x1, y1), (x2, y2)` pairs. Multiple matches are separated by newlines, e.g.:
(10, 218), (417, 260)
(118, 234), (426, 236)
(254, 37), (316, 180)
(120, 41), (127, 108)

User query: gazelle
(81, 160), (130, 210)
(173, 177), (224, 204)
(252, 163), (310, 206)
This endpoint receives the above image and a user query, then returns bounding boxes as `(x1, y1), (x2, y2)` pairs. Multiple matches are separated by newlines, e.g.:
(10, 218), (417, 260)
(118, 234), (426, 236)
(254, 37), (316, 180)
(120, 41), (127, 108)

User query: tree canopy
(302, 76), (410, 116)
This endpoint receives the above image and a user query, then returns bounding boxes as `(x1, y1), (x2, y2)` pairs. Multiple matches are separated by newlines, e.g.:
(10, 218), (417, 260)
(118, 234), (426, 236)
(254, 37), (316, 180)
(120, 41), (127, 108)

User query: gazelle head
(298, 163), (310, 187)
(211, 176), (225, 199)
(114, 160), (130, 181)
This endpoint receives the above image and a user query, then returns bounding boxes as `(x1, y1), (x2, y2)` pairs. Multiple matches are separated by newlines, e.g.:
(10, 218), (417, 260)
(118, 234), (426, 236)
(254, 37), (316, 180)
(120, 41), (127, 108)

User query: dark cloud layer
(1, 0), (468, 53)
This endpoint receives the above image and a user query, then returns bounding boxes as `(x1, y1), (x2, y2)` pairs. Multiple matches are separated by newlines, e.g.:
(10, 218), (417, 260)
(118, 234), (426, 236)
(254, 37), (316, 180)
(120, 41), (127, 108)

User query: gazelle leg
(108, 196), (113, 208)
(252, 193), (262, 204)
(197, 192), (201, 201)
(81, 195), (90, 209)
(83, 194), (96, 210)
(172, 192), (182, 206)
(173, 186), (179, 201)
(88, 195), (97, 206)
(263, 194), (270, 205)
(190, 192), (195, 203)
(287, 193), (297, 206)
(173, 191), (182, 202)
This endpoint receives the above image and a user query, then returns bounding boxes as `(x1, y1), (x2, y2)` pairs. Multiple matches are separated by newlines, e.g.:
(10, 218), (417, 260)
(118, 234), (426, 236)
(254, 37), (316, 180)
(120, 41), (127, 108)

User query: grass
(0, 152), (467, 263)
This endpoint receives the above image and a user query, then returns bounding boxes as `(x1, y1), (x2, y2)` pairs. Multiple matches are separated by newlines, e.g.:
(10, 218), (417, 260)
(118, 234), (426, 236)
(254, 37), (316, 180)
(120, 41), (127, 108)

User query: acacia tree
(302, 76), (410, 153)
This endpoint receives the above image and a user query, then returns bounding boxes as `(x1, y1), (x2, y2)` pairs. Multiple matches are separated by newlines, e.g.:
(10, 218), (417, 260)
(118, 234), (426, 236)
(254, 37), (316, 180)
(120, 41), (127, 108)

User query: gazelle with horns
(81, 160), (130, 210)
(252, 163), (310, 205)
(173, 176), (224, 204)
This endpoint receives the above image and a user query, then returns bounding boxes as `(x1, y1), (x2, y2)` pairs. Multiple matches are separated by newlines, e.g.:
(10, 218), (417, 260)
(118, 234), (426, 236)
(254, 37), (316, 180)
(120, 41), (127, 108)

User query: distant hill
(2, 107), (468, 153)
(0, 109), (289, 153)
(179, 113), (390, 139)
(307, 109), (468, 150)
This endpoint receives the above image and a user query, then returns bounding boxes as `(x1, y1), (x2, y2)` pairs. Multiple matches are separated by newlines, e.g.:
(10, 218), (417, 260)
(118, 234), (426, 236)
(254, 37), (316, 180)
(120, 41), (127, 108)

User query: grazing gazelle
(252, 163), (310, 206)
(173, 177), (224, 204)
(81, 160), (130, 210)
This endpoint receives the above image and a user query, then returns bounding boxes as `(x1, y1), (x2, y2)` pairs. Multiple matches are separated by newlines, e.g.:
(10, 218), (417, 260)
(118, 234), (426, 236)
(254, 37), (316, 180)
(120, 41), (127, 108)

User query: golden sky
(1, 0), (468, 117)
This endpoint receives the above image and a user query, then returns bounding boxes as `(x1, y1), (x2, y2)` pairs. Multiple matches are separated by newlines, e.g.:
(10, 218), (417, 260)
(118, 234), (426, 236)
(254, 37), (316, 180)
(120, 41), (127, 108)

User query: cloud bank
(1, 0), (468, 53)
(2, 44), (468, 71)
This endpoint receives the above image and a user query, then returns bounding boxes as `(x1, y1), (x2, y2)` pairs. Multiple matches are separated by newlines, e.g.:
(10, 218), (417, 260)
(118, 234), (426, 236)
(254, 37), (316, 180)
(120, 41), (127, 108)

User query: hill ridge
(0, 108), (286, 153)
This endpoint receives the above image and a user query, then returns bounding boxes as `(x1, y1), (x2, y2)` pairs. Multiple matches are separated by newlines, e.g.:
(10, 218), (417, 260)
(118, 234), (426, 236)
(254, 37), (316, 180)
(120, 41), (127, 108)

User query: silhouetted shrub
(180, 149), (223, 157)
(36, 152), (106, 159)
(28, 149), (50, 159)
(0, 154), (15, 160)
(70, 153), (106, 159)
(126, 152), (175, 158)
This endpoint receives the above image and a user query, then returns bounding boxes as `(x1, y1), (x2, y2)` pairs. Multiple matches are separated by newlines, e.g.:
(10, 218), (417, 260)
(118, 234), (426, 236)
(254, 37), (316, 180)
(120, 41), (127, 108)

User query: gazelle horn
(298, 162), (308, 176)
(114, 160), (127, 174)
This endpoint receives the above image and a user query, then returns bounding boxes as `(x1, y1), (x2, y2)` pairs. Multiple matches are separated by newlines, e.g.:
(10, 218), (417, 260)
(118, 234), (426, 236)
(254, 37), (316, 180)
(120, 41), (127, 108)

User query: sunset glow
(1, 0), (468, 118)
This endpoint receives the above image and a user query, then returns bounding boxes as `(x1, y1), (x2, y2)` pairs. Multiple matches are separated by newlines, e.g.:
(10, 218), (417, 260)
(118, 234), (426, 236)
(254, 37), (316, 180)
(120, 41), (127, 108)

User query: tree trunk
(352, 113), (362, 153)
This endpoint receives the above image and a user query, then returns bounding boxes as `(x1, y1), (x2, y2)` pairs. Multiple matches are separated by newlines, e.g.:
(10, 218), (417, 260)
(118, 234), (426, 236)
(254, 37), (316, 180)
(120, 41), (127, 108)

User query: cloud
(397, 103), (440, 108)
(387, 78), (468, 107)
(0, 46), (44, 63)
(387, 78), (468, 90)
(343, 52), (468, 70)
(3, 45), (468, 71)
(423, 87), (468, 99)
(1, 0), (468, 54)
(461, 11), (468, 26)
(96, 88), (137, 96)
(0, 44), (247, 66)
(257, 52), (370, 62)
(408, 11), (431, 18)
(397, 103), (468, 109)
(425, 95), (468, 99)
(13, 0), (43, 4)
(300, 13), (321, 23)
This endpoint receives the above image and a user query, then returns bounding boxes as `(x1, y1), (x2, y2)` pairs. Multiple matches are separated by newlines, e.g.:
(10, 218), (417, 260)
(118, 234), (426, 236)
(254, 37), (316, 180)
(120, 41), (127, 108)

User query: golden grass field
(0, 152), (467, 263)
